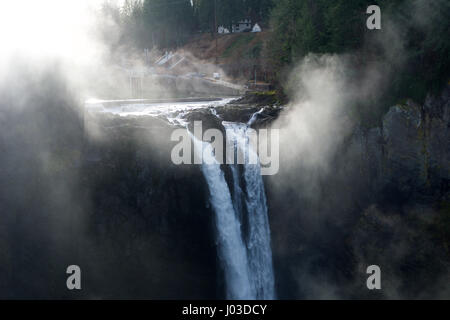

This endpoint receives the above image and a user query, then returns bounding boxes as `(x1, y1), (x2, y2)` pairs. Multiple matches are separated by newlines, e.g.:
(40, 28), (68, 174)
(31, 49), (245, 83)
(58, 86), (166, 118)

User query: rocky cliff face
(347, 86), (449, 298)
(267, 86), (449, 299)
(1, 82), (447, 299)
(80, 88), (449, 299)
(76, 96), (284, 299)
(81, 114), (219, 299)
(354, 87), (449, 204)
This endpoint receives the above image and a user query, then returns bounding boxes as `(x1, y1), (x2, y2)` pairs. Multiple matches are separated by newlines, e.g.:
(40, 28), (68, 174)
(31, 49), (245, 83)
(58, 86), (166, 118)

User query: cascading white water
(87, 98), (275, 299)
(248, 108), (264, 126)
(189, 132), (253, 300)
(224, 122), (276, 300)
(190, 115), (276, 300)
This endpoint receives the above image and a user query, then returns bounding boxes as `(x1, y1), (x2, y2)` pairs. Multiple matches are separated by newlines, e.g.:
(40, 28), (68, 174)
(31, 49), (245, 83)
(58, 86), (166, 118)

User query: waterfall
(189, 132), (253, 300)
(247, 108), (264, 126)
(189, 119), (276, 300)
(224, 122), (276, 300)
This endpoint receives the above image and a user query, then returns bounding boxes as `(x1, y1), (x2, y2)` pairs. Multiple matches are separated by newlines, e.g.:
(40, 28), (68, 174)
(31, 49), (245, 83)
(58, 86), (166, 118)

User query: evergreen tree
(143, 0), (194, 48)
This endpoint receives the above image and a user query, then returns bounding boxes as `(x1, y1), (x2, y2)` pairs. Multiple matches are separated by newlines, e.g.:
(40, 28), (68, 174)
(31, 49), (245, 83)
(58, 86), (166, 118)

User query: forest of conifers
(108, 0), (448, 108)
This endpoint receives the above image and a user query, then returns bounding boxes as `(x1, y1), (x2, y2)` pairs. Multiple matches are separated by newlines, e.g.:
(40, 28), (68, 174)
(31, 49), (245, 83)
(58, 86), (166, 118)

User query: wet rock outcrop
(350, 87), (449, 204)
(80, 113), (218, 299)
(267, 86), (450, 299)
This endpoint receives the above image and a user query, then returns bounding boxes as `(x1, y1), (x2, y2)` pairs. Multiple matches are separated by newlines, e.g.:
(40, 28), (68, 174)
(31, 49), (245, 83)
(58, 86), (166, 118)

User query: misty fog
(0, 0), (448, 300)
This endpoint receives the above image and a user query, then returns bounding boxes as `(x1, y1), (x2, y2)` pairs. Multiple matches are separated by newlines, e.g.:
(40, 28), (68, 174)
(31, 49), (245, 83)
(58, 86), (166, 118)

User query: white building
(252, 23), (262, 33)
(232, 19), (252, 33)
(218, 26), (230, 34)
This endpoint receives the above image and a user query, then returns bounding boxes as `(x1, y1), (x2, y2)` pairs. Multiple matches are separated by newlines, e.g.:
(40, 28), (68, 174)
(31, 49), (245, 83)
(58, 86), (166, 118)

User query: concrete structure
(252, 23), (262, 33)
(232, 19), (252, 33)
(218, 26), (230, 34)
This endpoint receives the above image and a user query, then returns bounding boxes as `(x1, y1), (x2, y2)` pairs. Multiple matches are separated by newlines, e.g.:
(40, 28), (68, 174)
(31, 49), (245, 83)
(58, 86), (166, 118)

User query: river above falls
(85, 97), (238, 118)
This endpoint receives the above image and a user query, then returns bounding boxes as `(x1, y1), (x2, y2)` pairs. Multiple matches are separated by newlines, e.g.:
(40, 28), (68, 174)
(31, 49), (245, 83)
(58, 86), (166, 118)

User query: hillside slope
(181, 32), (272, 81)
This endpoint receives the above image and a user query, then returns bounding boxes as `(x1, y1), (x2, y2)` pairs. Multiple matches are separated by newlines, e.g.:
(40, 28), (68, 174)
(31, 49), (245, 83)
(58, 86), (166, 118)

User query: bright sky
(0, 0), (109, 62)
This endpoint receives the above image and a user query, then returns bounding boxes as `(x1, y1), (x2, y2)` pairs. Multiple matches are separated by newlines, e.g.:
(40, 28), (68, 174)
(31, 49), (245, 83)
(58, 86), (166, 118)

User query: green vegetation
(193, 0), (274, 33)
(221, 34), (256, 58)
(251, 90), (276, 96)
(266, 0), (450, 104)
(246, 41), (262, 59)
(116, 0), (274, 49)
(114, 0), (449, 123)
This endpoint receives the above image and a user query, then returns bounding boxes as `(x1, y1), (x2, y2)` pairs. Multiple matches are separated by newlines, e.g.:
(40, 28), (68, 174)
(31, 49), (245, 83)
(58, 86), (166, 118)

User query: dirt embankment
(181, 32), (273, 82)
